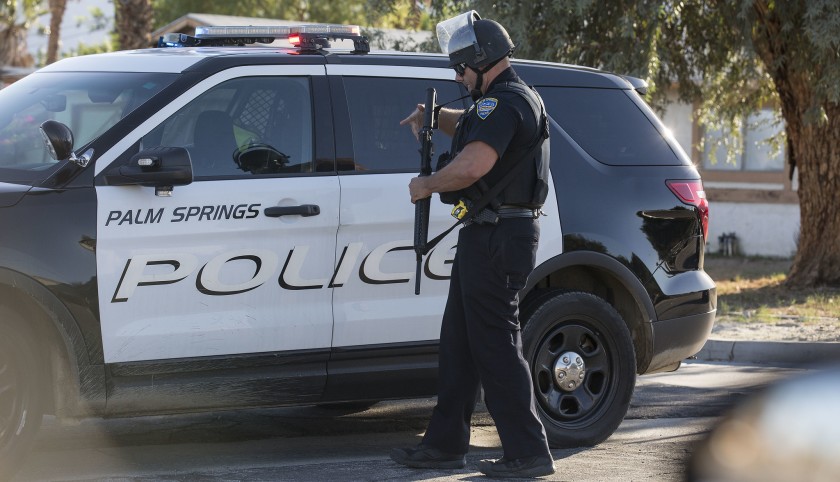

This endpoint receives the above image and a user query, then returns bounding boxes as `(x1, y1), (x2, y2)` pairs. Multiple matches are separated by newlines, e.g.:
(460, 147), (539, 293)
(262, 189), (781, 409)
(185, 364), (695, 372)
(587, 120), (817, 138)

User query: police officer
(390, 11), (554, 479)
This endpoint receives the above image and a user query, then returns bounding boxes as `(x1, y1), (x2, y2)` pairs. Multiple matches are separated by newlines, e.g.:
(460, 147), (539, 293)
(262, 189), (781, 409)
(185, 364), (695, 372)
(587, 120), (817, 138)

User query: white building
(661, 96), (797, 258)
(26, 0), (113, 62)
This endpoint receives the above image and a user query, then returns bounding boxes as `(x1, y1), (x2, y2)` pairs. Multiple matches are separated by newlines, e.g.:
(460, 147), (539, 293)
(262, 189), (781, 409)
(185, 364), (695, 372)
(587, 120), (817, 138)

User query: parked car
(0, 24), (715, 478)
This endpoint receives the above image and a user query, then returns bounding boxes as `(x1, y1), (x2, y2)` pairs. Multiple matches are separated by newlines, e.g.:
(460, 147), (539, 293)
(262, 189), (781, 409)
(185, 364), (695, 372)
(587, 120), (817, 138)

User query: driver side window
(142, 76), (314, 179)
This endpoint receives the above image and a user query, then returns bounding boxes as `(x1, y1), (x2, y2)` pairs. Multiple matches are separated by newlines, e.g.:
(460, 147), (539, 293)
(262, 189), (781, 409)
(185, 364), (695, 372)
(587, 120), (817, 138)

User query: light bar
(158, 33), (190, 47)
(195, 26), (291, 38)
(289, 24), (361, 36)
(158, 23), (369, 52)
(194, 24), (361, 39)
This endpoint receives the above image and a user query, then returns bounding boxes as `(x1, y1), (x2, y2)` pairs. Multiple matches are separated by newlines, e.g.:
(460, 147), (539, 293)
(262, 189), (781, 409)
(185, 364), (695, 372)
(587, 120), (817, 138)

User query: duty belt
(497, 205), (540, 218)
(465, 205), (540, 226)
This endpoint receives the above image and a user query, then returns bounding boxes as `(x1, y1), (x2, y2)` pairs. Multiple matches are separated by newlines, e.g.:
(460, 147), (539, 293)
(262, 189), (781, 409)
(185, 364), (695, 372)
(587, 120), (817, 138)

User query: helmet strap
(471, 69), (484, 102)
(469, 56), (505, 101)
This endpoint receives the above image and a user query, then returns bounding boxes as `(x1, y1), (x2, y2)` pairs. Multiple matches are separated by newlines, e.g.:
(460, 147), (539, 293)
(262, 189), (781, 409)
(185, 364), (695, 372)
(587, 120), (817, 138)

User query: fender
(0, 269), (105, 414)
(527, 250), (657, 325)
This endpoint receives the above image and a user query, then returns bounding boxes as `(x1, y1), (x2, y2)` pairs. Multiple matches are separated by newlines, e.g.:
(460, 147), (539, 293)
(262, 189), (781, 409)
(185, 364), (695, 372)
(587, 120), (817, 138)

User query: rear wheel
(0, 308), (46, 480)
(522, 290), (636, 448)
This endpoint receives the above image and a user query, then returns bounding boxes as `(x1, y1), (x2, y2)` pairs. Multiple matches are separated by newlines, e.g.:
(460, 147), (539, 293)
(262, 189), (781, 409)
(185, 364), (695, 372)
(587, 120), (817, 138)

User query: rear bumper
(645, 308), (716, 374)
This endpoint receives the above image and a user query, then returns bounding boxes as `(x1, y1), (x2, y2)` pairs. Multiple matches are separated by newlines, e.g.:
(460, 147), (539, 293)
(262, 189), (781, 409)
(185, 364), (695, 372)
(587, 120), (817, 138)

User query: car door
(94, 66), (339, 366)
(327, 64), (469, 349)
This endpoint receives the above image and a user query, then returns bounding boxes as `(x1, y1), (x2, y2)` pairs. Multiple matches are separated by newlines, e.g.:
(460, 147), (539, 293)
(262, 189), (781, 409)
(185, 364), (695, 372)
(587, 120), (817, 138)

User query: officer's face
(455, 65), (479, 92)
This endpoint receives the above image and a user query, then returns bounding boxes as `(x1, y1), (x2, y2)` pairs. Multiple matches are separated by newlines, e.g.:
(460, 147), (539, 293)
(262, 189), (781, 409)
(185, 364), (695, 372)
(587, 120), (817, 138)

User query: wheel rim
(532, 319), (617, 427)
(0, 342), (25, 452)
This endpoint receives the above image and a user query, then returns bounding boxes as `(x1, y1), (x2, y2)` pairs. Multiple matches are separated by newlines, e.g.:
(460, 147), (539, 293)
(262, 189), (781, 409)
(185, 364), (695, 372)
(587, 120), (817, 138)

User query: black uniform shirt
(453, 67), (543, 206)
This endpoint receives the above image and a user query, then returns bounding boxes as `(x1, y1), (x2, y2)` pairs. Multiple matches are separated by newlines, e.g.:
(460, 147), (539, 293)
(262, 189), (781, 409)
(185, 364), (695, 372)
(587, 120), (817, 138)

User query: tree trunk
(751, 1), (840, 287)
(0, 24), (34, 67)
(46, 0), (67, 64)
(115, 0), (153, 50)
(785, 104), (840, 287)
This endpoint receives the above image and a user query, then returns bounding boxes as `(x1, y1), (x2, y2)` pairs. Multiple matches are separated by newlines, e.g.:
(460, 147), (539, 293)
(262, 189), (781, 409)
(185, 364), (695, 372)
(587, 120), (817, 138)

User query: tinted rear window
(342, 77), (466, 173)
(539, 87), (683, 166)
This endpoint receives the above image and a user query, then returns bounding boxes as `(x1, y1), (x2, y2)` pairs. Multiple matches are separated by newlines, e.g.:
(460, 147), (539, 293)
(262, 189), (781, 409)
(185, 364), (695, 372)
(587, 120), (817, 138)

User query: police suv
(0, 24), (715, 476)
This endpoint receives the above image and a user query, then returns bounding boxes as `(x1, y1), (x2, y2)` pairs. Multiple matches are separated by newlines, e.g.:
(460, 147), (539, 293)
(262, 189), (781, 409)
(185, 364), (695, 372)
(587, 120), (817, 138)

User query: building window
(702, 109), (785, 171)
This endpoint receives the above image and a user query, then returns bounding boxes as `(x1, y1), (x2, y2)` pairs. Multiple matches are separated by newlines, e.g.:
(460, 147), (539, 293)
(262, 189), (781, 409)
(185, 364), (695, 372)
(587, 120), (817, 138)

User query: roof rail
(621, 75), (648, 95)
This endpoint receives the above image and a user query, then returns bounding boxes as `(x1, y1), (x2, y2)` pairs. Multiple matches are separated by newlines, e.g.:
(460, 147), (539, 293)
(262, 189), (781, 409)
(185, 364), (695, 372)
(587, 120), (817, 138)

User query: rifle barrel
(413, 87), (436, 295)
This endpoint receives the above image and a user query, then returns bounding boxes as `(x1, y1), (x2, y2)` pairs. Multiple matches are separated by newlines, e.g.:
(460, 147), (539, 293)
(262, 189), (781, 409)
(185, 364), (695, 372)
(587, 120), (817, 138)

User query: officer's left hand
(409, 176), (432, 203)
(400, 104), (425, 141)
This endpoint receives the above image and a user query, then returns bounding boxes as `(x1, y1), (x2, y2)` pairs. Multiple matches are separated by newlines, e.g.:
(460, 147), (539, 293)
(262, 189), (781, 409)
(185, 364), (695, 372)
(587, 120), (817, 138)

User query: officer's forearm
(423, 142), (497, 194)
(422, 163), (480, 194)
(436, 108), (463, 137)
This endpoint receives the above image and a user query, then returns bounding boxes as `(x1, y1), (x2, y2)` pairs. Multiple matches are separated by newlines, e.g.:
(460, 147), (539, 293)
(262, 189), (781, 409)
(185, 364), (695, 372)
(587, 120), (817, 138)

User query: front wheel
(522, 291), (636, 448)
(0, 308), (47, 481)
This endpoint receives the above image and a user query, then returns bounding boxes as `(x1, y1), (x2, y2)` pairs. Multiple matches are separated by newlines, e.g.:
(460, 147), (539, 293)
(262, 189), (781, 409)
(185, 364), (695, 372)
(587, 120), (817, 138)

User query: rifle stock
(414, 87), (437, 295)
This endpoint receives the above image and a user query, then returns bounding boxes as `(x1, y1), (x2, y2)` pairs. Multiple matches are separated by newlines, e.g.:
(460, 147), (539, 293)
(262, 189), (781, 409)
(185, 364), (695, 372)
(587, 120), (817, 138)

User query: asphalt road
(13, 362), (799, 481)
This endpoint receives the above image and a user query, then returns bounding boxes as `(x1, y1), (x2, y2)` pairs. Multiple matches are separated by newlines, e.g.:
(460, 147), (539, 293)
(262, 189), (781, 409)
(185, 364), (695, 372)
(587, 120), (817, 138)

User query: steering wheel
(234, 143), (290, 174)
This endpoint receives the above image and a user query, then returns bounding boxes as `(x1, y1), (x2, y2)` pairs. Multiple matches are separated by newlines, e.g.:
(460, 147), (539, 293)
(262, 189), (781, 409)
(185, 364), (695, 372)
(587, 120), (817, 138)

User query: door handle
(264, 204), (321, 217)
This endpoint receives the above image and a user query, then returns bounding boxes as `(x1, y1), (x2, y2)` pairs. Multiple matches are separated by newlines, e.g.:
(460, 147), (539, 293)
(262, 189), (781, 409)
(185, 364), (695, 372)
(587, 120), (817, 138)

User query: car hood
(0, 182), (32, 207)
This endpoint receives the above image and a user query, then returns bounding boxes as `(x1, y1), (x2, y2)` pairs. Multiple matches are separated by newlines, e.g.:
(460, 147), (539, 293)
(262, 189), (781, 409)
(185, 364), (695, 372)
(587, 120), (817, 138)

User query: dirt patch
(704, 255), (840, 342)
(711, 318), (840, 342)
(705, 256), (792, 281)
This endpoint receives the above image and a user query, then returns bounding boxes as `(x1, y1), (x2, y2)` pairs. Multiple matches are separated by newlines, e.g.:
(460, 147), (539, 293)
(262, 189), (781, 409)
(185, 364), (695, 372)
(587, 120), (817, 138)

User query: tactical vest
(445, 81), (550, 209)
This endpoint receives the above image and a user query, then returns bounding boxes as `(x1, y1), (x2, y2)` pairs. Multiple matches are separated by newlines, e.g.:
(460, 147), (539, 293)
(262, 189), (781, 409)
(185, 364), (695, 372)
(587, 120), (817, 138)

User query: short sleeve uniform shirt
(453, 68), (541, 191)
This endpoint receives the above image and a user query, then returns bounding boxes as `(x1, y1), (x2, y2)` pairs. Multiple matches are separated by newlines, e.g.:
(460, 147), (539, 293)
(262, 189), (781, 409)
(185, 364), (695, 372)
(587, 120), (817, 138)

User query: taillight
(667, 180), (709, 240)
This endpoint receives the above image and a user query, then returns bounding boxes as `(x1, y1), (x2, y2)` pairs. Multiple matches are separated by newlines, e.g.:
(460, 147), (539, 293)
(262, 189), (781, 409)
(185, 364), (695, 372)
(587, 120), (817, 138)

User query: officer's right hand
(409, 175), (432, 203)
(399, 103), (425, 141)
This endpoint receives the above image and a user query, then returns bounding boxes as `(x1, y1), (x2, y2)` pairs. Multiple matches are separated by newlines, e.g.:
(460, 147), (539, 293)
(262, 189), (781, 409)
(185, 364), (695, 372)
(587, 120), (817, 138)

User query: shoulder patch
(476, 98), (498, 120)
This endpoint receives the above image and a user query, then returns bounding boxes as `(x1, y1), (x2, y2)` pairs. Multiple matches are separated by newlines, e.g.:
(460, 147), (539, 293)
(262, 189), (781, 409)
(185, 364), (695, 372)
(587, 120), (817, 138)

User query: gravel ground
(704, 256), (840, 343)
(711, 317), (840, 342)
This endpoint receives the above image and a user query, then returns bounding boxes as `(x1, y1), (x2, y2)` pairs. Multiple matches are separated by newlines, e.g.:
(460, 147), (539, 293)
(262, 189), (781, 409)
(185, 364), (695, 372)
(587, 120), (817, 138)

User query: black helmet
(437, 11), (515, 70)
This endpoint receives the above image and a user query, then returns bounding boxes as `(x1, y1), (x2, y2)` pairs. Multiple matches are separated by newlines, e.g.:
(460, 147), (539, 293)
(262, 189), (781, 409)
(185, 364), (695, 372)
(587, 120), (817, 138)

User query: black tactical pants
(421, 217), (551, 460)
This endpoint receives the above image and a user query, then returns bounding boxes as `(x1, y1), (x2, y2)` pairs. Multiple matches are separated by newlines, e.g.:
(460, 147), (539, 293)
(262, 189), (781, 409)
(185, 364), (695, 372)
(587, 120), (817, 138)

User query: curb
(695, 339), (840, 365)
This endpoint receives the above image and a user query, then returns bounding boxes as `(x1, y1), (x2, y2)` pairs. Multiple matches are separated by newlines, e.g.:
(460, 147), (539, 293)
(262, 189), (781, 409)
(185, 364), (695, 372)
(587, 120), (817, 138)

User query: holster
(470, 207), (500, 225)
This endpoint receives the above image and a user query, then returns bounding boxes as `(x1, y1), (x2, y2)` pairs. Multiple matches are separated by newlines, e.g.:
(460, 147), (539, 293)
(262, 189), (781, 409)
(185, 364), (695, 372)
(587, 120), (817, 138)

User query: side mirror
(105, 146), (193, 195)
(39, 120), (74, 161)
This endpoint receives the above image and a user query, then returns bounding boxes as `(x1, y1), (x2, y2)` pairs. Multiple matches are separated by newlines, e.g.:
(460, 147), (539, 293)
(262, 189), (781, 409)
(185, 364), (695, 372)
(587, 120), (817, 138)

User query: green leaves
(0, 0), (42, 67)
(152, 0), (435, 31)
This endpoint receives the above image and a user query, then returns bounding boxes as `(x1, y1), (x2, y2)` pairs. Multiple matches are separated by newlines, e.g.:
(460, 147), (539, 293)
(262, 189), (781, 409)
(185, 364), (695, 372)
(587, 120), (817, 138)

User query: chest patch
(476, 98), (498, 120)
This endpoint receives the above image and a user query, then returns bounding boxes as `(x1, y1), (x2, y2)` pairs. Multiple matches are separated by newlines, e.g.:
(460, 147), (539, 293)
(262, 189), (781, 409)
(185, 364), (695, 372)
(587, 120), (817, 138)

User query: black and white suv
(0, 24), (715, 477)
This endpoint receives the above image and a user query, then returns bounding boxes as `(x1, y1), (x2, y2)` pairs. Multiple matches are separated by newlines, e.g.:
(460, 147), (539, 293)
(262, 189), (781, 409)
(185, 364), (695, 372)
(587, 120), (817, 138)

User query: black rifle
(414, 88), (437, 295)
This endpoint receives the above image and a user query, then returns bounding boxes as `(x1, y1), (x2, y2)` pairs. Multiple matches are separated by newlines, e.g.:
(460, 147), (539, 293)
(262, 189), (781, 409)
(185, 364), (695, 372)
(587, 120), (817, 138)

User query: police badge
(476, 97), (498, 120)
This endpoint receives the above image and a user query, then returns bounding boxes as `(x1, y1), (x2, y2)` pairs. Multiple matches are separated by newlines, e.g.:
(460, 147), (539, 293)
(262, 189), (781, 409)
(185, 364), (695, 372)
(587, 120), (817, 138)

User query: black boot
(478, 455), (555, 478)
(390, 444), (466, 469)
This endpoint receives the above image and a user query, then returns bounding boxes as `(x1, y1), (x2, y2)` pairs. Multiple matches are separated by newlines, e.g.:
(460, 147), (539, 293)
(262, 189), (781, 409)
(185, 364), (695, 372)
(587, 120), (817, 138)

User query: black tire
(522, 290), (636, 448)
(0, 308), (46, 481)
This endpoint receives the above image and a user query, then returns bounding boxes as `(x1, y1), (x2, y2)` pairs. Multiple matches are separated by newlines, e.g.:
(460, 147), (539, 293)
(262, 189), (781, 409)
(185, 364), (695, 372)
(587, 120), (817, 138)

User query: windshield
(0, 71), (177, 184)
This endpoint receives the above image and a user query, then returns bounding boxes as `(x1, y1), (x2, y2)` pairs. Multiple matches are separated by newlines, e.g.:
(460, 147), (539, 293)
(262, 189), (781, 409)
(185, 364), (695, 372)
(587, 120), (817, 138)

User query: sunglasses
(453, 63), (467, 76)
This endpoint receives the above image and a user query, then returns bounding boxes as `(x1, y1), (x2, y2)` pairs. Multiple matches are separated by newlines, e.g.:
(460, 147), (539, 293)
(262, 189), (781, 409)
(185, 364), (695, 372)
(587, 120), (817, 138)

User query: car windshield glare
(0, 71), (177, 184)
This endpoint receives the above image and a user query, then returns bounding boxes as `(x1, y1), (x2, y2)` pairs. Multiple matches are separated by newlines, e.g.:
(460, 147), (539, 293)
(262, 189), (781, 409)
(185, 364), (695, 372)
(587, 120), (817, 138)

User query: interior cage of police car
(140, 76), (314, 177)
